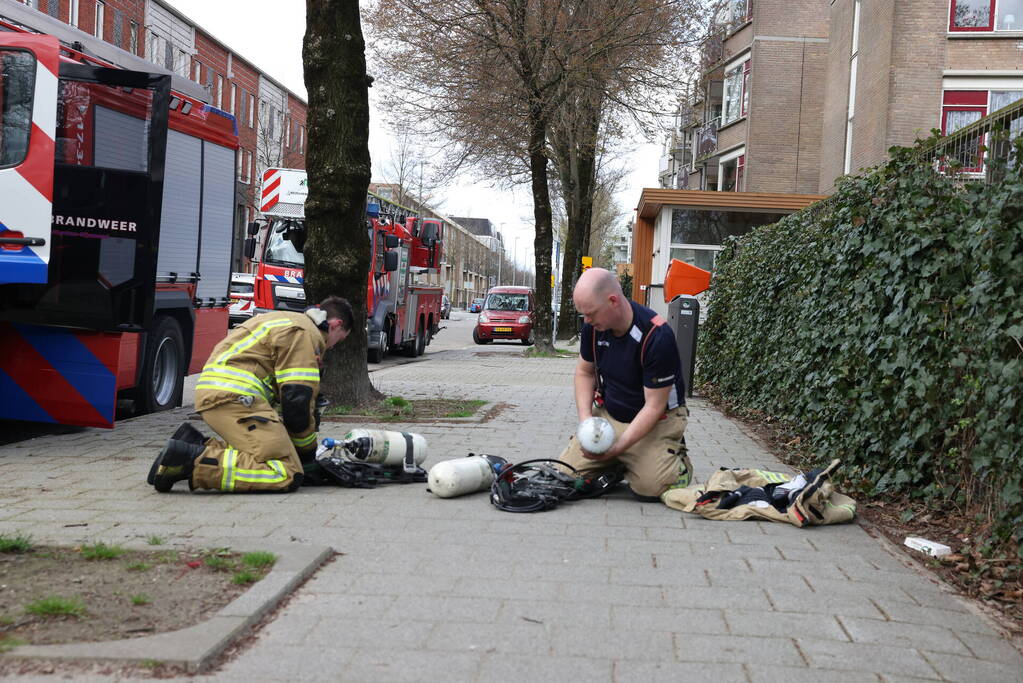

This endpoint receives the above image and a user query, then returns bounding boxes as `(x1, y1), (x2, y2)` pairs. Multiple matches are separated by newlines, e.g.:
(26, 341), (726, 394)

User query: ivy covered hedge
(699, 138), (1023, 550)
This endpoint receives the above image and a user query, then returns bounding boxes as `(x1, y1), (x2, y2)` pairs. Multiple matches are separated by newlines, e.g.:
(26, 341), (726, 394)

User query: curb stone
(3, 542), (333, 673)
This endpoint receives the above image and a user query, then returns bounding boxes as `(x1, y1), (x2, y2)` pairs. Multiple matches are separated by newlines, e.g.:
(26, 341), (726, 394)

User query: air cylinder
(341, 429), (427, 466)
(428, 454), (506, 498)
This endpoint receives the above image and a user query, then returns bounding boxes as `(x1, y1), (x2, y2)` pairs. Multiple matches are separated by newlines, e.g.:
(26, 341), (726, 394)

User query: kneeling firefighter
(147, 296), (354, 493)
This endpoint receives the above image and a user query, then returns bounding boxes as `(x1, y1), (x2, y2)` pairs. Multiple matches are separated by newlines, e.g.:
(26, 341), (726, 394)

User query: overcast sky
(165, 0), (664, 266)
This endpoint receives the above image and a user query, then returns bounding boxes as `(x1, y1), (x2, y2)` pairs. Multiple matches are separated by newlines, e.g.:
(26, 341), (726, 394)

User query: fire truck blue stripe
(12, 324), (115, 422)
(0, 367), (54, 423)
(0, 224), (47, 284)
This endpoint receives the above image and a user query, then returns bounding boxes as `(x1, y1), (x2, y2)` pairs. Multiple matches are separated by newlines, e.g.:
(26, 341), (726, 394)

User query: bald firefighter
(147, 296), (353, 493)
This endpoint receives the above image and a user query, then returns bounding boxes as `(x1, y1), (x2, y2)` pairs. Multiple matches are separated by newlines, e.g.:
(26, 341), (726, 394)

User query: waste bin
(666, 295), (699, 397)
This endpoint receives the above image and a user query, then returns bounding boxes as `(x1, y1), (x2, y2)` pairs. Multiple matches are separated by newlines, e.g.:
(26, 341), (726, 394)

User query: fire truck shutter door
(156, 129), (201, 283)
(196, 141), (235, 302)
(0, 34), (58, 285)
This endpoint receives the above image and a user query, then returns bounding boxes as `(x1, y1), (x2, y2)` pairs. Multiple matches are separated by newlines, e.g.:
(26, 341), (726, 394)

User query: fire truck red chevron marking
(0, 330), (108, 427)
(261, 175), (281, 199)
(15, 123), (55, 202)
(261, 195), (279, 212)
(263, 168), (278, 182)
(73, 331), (124, 378)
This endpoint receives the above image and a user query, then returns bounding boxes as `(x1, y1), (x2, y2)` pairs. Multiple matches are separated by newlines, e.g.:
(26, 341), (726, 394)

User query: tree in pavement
(302, 0), (380, 406)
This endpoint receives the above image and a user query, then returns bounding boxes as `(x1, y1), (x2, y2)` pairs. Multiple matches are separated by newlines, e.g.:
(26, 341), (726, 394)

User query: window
(70, 0), (79, 27)
(941, 89), (1023, 170)
(719, 151), (745, 192)
(248, 94), (255, 128)
(216, 75), (223, 109)
(949, 0), (1023, 31)
(722, 57), (750, 125)
(729, 0), (752, 30)
(0, 49), (35, 168)
(129, 22), (139, 55)
(239, 150), (250, 183)
(94, 1), (105, 39)
(192, 60), (201, 84)
(228, 83), (237, 114)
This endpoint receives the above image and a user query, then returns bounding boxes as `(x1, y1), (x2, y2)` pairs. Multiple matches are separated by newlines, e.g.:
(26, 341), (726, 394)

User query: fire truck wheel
(138, 316), (185, 415)
(368, 330), (387, 363)
(414, 319), (427, 357)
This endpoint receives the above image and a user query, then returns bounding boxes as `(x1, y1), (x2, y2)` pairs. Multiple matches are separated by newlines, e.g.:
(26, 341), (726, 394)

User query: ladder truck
(0, 12), (238, 428)
(248, 168), (443, 362)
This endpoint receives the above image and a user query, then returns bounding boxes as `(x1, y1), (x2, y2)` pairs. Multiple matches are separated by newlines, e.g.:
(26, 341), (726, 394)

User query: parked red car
(473, 286), (535, 345)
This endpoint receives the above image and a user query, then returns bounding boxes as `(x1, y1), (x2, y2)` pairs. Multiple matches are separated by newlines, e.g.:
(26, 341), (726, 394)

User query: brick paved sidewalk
(0, 347), (1020, 681)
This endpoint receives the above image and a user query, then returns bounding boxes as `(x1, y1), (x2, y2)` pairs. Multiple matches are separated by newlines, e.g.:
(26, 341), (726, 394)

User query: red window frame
(940, 91), (988, 172)
(949, 0), (996, 32)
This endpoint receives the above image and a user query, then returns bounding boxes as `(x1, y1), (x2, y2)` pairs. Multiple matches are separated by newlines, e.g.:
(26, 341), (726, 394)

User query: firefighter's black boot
(169, 421), (207, 446)
(148, 439), (205, 492)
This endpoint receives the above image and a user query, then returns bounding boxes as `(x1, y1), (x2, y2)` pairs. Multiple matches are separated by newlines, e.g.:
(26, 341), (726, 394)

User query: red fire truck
(248, 168), (443, 362)
(0, 17), (238, 428)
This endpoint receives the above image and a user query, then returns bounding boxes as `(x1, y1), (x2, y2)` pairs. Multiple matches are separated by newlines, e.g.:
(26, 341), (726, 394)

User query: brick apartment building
(640, 0), (1023, 306)
(4, 0), (309, 272)
(664, 0), (1023, 196)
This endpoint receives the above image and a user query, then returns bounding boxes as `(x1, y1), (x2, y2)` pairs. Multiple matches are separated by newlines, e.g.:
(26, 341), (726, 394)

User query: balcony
(696, 117), (720, 160)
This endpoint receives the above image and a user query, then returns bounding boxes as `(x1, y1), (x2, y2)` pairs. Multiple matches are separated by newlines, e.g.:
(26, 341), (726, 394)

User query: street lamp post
(513, 236), (520, 286)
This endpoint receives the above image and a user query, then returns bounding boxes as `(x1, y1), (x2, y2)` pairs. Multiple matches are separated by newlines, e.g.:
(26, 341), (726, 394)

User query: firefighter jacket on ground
(190, 310), (326, 492)
(661, 459), (856, 527)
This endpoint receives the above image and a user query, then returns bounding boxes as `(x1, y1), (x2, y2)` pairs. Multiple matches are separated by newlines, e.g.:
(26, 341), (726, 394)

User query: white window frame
(718, 146), (746, 192)
(129, 21), (139, 55)
(192, 60), (201, 84)
(248, 94), (255, 128)
(94, 0), (105, 38)
(228, 83), (237, 114)
(70, 0), (79, 28)
(216, 75), (223, 109)
(721, 52), (750, 126)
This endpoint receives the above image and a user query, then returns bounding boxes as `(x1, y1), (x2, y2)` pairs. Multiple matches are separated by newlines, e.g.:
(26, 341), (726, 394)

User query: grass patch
(232, 570), (259, 585)
(0, 533), (33, 553)
(443, 399), (487, 418)
(146, 535), (164, 546)
(384, 396), (411, 409)
(126, 561), (152, 571)
(80, 542), (126, 560)
(0, 637), (25, 653)
(204, 556), (234, 572)
(25, 596), (86, 618)
(241, 551), (277, 569)
(130, 594), (151, 606)
(0, 615), (13, 626)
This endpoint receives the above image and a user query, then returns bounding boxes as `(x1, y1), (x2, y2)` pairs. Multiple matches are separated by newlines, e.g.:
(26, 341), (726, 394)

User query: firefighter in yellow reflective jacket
(148, 296), (353, 493)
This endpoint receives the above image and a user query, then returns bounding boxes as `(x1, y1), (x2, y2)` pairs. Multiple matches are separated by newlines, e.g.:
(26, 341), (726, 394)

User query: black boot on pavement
(148, 439), (205, 492)
(169, 421), (207, 446)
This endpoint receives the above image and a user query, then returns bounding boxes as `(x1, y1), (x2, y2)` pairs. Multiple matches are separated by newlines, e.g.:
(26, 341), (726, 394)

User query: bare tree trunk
(303, 0), (380, 406)
(554, 92), (600, 339)
(528, 114), (555, 353)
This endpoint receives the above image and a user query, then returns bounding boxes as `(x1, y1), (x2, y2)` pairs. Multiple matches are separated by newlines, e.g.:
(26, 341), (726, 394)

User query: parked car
(473, 286), (535, 345)
(468, 297), (485, 313)
(441, 294), (451, 319)
(228, 272), (256, 327)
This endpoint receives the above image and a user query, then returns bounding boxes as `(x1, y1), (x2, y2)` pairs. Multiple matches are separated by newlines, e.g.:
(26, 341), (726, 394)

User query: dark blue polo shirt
(580, 301), (686, 423)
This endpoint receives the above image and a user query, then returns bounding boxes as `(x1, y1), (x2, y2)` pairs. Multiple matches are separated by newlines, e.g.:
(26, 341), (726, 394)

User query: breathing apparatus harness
(489, 458), (625, 513)
(313, 436), (427, 488)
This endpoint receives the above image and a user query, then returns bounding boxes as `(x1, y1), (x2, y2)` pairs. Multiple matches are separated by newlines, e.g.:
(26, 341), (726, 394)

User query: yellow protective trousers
(190, 396), (304, 493)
